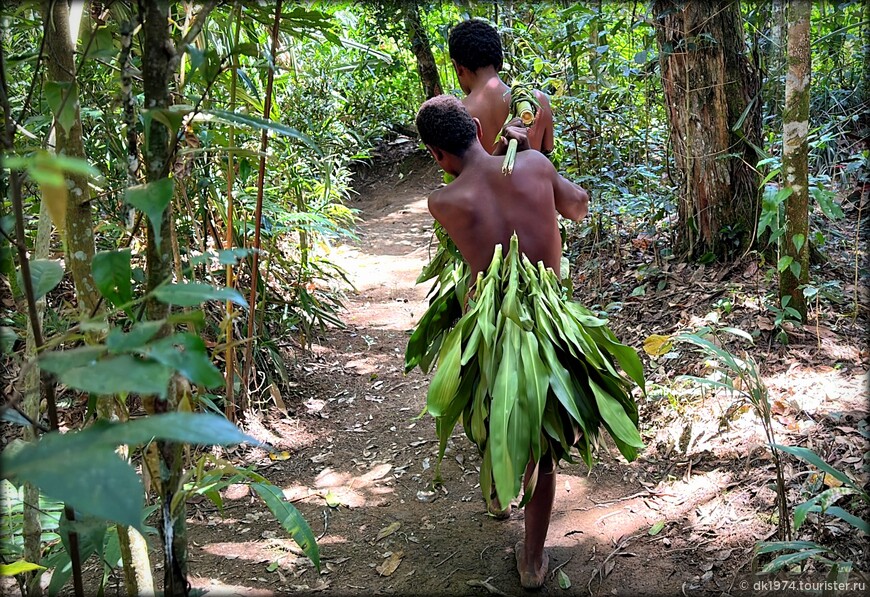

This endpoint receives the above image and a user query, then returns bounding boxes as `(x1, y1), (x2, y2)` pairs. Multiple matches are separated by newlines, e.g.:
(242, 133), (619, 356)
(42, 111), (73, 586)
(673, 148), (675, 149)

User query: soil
(11, 141), (869, 597)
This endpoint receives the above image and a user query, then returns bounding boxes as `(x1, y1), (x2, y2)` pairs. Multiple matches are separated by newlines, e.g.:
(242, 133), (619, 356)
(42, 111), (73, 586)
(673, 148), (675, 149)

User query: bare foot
(515, 541), (548, 590)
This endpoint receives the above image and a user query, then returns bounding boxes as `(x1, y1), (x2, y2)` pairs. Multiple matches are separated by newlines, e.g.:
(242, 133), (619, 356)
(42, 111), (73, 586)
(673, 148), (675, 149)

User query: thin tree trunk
(241, 0), (282, 410)
(42, 0), (99, 316)
(404, 2), (442, 100)
(141, 1), (189, 594)
(115, 13), (156, 595)
(21, 201), (51, 597)
(653, 0), (762, 259)
(779, 0), (811, 321)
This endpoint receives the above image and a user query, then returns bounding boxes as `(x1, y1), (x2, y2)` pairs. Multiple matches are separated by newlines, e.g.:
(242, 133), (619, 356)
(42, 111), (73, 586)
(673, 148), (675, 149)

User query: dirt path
(180, 151), (868, 597)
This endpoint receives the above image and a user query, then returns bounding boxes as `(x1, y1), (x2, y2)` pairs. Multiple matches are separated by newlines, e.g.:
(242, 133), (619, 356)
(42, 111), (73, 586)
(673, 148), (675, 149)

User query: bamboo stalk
(224, 2), (242, 422)
(240, 0), (283, 410)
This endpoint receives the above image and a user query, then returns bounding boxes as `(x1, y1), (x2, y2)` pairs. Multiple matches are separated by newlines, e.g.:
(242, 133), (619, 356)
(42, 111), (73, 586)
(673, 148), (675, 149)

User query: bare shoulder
(533, 89), (552, 108)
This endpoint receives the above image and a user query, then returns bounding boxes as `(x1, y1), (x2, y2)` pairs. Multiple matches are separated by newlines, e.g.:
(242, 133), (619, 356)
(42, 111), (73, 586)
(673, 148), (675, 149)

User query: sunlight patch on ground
(188, 576), (275, 596)
(763, 365), (868, 417)
(277, 462), (397, 509)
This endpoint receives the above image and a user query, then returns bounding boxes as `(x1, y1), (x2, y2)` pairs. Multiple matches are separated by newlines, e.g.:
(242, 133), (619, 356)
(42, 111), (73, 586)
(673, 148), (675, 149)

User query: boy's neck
(454, 144), (491, 176)
(466, 66), (505, 93)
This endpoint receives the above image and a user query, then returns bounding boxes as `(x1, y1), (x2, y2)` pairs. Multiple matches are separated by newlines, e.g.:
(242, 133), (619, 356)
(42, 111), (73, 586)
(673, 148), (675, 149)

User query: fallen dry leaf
(376, 551), (404, 576)
(376, 521), (401, 541)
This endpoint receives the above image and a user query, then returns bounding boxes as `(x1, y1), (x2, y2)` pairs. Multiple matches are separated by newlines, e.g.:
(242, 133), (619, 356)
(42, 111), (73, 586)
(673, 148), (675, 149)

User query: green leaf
(92, 249), (132, 309)
(106, 321), (164, 353)
(648, 520), (666, 535)
(792, 233), (805, 253)
(251, 483), (319, 570)
(558, 569), (571, 589)
(125, 178), (174, 249)
(39, 346), (106, 374)
(425, 324), (463, 417)
(823, 506), (869, 534)
(2, 438), (145, 530)
(590, 378), (644, 449)
(0, 560), (46, 576)
(789, 261), (802, 279)
(17, 259), (63, 300)
(755, 540), (828, 555)
(773, 444), (867, 498)
(47, 354), (173, 398)
(199, 109), (322, 156)
(0, 326), (17, 355)
(777, 255), (793, 273)
(144, 333), (224, 388)
(153, 282), (248, 308)
(760, 549), (828, 575)
(44, 80), (77, 134)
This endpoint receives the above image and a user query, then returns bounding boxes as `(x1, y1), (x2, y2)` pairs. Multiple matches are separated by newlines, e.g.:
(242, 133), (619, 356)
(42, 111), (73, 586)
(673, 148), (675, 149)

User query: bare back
(428, 150), (581, 279)
(463, 85), (554, 155)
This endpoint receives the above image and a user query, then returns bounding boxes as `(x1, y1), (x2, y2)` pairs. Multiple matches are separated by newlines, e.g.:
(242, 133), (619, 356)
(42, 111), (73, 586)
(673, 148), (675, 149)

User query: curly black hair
(448, 18), (503, 72)
(416, 95), (478, 156)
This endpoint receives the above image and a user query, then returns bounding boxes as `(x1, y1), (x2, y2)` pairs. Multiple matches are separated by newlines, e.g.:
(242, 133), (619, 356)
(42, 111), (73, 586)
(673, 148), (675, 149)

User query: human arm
(534, 91), (554, 155)
(552, 169), (588, 221)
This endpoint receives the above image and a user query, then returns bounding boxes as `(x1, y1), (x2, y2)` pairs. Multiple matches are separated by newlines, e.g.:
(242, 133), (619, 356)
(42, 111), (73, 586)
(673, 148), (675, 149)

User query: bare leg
(516, 454), (555, 589)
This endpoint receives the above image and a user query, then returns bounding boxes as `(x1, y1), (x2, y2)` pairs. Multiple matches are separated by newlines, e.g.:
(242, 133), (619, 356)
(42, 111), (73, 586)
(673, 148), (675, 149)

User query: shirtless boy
(415, 94), (588, 589)
(448, 18), (554, 155)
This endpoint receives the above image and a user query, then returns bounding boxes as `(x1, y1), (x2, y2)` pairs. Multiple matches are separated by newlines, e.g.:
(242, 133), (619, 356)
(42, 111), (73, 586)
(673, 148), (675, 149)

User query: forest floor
(30, 142), (867, 597)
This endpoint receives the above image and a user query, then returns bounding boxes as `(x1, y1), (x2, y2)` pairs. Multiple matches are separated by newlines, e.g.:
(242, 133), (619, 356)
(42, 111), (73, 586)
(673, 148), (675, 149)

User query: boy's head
(448, 18), (503, 72)
(416, 95), (479, 158)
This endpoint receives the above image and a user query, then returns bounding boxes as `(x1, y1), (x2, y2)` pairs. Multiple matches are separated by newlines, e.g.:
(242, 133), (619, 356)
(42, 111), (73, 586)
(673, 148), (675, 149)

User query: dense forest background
(0, 1), (867, 596)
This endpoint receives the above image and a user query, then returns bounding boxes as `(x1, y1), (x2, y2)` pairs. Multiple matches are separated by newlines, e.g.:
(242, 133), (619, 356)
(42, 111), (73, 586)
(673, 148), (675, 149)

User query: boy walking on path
(448, 18), (554, 155)
(412, 95), (645, 590)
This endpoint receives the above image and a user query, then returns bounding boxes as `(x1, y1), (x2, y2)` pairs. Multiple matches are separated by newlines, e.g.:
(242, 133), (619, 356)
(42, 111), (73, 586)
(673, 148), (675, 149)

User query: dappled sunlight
(277, 462), (397, 509)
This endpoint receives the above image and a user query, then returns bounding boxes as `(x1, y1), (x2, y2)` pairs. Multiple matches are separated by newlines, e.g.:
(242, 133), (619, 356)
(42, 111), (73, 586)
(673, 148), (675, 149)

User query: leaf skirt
(406, 234), (646, 510)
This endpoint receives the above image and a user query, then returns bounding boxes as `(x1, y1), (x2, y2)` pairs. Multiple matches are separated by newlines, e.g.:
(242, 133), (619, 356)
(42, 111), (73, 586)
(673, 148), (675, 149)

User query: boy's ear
(473, 117), (484, 145)
(427, 145), (446, 164)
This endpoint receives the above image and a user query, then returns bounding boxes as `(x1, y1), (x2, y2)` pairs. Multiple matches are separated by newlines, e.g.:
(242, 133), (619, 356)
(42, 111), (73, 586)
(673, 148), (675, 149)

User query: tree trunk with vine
(653, 0), (762, 260)
(404, 3), (442, 100)
(779, 0), (811, 321)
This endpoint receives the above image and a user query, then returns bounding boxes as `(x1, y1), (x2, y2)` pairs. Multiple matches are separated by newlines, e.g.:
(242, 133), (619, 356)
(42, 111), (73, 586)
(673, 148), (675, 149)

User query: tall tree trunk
(42, 0), (99, 315)
(653, 0), (762, 259)
(779, 0), (811, 321)
(141, 1), (188, 594)
(768, 0), (787, 119)
(404, 2), (442, 100)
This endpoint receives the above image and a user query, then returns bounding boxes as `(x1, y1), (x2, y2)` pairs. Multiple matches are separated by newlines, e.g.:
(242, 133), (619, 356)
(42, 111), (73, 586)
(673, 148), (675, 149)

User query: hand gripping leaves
(406, 235), (645, 511)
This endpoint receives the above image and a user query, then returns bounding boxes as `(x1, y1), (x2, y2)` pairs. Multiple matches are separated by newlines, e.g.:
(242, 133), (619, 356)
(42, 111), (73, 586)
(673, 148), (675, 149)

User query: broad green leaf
(17, 259), (63, 300)
(777, 255), (793, 273)
(106, 321), (164, 353)
(591, 378), (644, 449)
(2, 439), (145, 530)
(55, 354), (173, 398)
(0, 560), (46, 576)
(144, 333), (224, 388)
(92, 249), (132, 309)
(0, 326), (17, 355)
(251, 483), (319, 570)
(44, 80), (77, 134)
(39, 346), (106, 375)
(490, 321), (521, 508)
(792, 233), (805, 253)
(125, 178), (174, 249)
(425, 324), (463, 417)
(153, 282), (248, 308)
